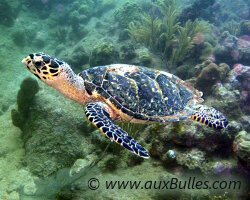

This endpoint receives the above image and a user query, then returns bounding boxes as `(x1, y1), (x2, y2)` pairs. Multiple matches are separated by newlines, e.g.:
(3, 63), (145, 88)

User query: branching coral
(157, 0), (180, 62)
(128, 13), (161, 51)
(225, 21), (240, 36)
(128, 0), (210, 67)
(169, 25), (193, 67)
(169, 19), (210, 66)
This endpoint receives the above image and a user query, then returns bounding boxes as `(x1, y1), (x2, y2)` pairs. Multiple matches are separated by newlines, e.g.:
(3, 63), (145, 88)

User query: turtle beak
(22, 56), (30, 66)
(22, 58), (27, 65)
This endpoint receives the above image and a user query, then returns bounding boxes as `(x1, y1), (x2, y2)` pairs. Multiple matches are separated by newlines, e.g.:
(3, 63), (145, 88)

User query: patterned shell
(79, 64), (203, 122)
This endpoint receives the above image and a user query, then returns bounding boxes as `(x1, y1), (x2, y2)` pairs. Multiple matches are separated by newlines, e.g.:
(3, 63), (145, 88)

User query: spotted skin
(23, 52), (63, 81)
(85, 102), (149, 158)
(191, 105), (229, 129)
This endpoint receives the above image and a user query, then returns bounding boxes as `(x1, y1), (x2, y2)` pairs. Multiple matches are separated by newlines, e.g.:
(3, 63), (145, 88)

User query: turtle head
(22, 53), (63, 84)
(22, 53), (87, 104)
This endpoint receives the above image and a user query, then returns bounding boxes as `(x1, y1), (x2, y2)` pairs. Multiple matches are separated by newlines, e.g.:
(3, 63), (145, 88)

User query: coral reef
(98, 155), (120, 171)
(129, 0), (210, 67)
(211, 161), (233, 175)
(212, 84), (242, 118)
(162, 149), (176, 165)
(214, 31), (250, 65)
(100, 0), (116, 12)
(129, 13), (162, 51)
(240, 20), (250, 35)
(198, 42), (214, 62)
(63, 44), (89, 72)
(114, 2), (141, 28)
(1, 0), (250, 198)
(52, 27), (68, 43)
(145, 115), (239, 170)
(168, 20), (210, 66)
(11, 77), (39, 129)
(120, 43), (136, 61)
(176, 149), (236, 175)
(240, 116), (250, 132)
(137, 48), (152, 65)
(195, 63), (227, 96)
(233, 131), (250, 167)
(179, 0), (217, 23)
(203, 63), (249, 119)
(223, 20), (240, 36)
(225, 64), (250, 114)
(90, 42), (119, 66)
(118, 29), (130, 41)
(176, 148), (206, 170)
(11, 80), (93, 177)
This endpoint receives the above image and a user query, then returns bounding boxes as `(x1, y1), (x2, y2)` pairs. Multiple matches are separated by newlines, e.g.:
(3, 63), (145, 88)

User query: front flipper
(191, 105), (229, 129)
(84, 102), (149, 159)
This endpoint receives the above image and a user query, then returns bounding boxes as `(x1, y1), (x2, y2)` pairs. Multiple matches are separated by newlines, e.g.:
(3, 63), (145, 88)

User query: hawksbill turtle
(22, 53), (229, 158)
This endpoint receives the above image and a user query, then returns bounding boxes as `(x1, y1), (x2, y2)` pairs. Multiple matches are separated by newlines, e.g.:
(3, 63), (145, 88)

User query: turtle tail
(191, 105), (229, 129)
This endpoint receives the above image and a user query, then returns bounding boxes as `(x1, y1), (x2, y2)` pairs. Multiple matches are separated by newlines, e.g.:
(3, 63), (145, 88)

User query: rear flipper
(85, 102), (149, 159)
(191, 105), (229, 129)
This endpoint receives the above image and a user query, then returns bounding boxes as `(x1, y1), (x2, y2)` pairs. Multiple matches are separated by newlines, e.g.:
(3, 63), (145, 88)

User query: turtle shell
(79, 64), (203, 122)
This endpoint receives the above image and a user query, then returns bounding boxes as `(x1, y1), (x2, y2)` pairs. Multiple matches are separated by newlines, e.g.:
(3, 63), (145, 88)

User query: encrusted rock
(90, 42), (119, 66)
(70, 159), (91, 176)
(114, 2), (141, 28)
(176, 148), (206, 170)
(214, 32), (250, 65)
(11, 77), (39, 129)
(64, 44), (89, 72)
(240, 116), (250, 132)
(240, 20), (250, 35)
(233, 131), (250, 166)
(195, 63), (221, 95)
(13, 84), (91, 177)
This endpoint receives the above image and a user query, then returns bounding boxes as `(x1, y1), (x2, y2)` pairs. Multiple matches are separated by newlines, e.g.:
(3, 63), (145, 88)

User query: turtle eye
(34, 61), (42, 68)
(29, 54), (34, 59)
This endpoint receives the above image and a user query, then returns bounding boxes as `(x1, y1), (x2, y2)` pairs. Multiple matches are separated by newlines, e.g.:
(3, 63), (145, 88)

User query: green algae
(114, 1), (142, 28)
(90, 42), (119, 66)
(129, 13), (162, 51)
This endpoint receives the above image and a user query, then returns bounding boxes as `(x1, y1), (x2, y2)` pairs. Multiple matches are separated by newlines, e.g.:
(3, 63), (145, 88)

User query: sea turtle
(22, 53), (229, 159)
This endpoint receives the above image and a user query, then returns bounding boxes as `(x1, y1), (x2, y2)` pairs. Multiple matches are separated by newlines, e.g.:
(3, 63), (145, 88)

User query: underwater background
(0, 0), (249, 199)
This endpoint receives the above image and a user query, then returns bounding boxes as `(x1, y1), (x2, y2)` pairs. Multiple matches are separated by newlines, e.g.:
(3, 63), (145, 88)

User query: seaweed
(128, 0), (210, 67)
(156, 0), (180, 64)
(222, 21), (240, 36)
(128, 13), (161, 51)
(169, 24), (193, 67)
(169, 19), (210, 66)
